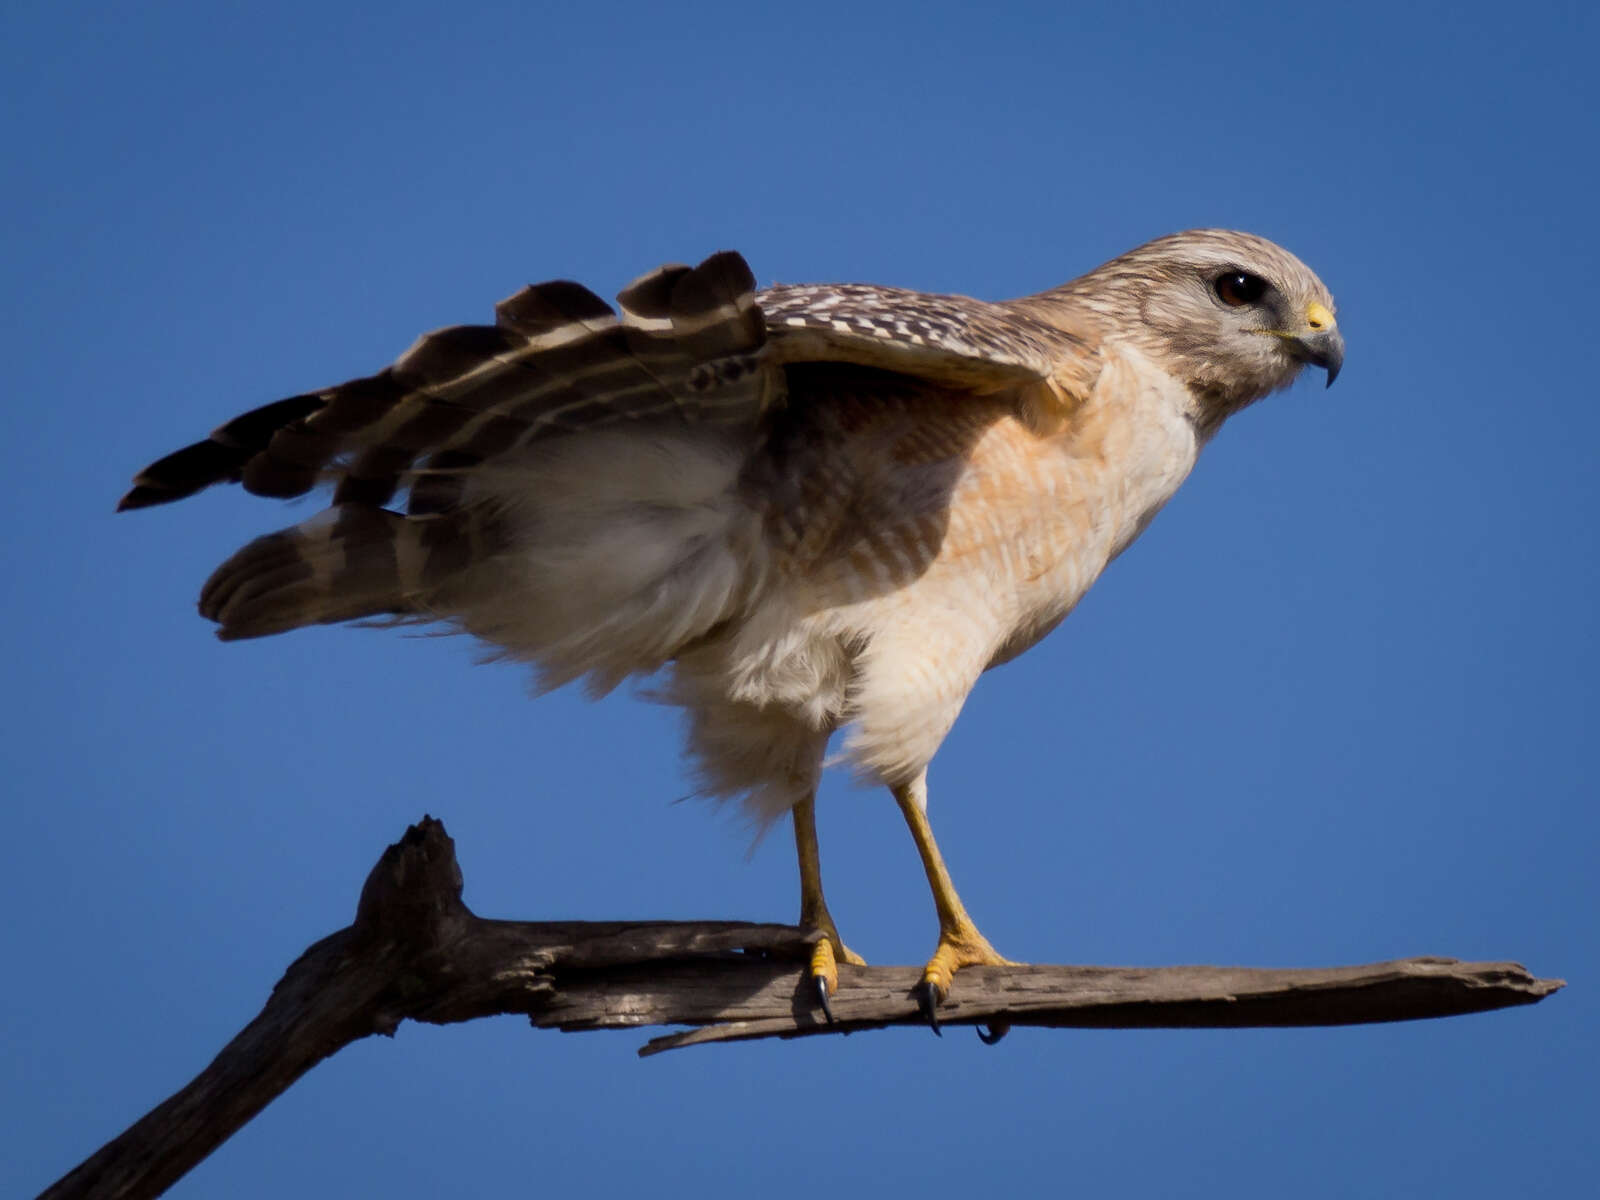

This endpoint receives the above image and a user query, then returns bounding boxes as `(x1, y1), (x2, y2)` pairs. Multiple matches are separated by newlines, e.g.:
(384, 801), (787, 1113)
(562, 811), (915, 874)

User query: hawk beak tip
(1301, 330), (1344, 389)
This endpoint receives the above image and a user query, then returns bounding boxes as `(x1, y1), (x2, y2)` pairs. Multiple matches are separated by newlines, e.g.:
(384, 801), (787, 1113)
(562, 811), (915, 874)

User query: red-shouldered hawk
(122, 230), (1343, 1032)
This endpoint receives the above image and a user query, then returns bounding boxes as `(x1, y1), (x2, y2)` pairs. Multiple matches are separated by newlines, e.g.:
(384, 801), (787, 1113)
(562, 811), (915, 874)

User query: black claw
(976, 1022), (1011, 1045)
(915, 981), (944, 1036)
(815, 974), (835, 1024)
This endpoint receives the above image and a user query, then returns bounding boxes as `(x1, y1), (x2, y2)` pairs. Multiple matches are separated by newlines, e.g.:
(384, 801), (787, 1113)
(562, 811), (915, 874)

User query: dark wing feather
(118, 251), (775, 514)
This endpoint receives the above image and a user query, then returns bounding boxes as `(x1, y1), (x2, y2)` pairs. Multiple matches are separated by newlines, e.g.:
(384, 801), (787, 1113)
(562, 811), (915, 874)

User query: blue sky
(6, 2), (1595, 1195)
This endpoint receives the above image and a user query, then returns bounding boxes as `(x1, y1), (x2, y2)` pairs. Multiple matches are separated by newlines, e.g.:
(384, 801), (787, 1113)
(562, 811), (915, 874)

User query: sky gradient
(6, 2), (1595, 1196)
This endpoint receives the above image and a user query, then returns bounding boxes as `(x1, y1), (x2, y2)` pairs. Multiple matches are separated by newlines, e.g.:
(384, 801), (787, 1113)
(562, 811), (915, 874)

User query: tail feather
(199, 505), (489, 641)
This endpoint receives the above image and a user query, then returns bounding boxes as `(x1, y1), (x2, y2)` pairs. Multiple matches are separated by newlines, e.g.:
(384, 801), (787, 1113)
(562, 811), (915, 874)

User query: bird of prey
(121, 229), (1343, 1031)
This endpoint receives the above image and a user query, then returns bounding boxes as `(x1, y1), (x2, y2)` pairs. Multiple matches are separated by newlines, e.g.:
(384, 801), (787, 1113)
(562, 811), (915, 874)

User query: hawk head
(1054, 229), (1344, 427)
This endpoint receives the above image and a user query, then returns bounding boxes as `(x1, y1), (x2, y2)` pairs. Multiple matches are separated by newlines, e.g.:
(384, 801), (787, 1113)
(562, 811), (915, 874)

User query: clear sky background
(6, 2), (1595, 1196)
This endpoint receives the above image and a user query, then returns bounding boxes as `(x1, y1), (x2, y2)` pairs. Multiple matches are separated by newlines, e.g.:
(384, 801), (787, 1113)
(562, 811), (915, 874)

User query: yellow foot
(808, 929), (866, 1023)
(917, 925), (1015, 1039)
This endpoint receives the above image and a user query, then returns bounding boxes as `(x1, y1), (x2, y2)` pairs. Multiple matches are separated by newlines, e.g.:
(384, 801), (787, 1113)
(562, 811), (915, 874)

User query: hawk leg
(893, 774), (1016, 1038)
(793, 793), (865, 1023)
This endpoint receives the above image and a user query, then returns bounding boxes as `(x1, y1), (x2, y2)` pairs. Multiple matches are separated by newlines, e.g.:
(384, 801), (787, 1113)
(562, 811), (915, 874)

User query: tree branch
(42, 817), (1564, 1200)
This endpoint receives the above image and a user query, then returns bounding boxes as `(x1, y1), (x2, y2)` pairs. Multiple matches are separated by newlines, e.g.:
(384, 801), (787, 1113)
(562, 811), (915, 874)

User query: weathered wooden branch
(43, 816), (1563, 1200)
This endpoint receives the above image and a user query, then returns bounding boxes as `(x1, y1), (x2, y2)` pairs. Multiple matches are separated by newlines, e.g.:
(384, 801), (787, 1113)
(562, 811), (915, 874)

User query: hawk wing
(118, 252), (774, 515)
(121, 251), (1100, 644)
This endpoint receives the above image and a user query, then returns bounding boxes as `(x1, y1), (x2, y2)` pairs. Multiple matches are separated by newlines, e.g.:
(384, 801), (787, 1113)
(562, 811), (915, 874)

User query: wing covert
(758, 282), (1094, 394)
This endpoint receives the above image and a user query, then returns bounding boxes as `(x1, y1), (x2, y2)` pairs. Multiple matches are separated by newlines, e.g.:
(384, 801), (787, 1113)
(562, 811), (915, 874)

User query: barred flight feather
(118, 252), (775, 516)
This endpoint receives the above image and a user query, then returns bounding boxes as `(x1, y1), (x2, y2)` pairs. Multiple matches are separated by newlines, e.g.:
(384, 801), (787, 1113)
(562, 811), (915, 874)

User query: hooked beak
(1294, 301), (1344, 387)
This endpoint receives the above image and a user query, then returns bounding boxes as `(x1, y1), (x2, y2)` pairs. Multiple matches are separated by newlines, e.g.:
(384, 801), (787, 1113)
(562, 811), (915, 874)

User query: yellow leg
(893, 773), (1014, 1032)
(794, 792), (864, 1021)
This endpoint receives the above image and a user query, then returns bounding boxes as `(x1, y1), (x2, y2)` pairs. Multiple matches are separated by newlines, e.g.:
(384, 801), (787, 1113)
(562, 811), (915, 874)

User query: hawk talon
(977, 1022), (1010, 1045)
(815, 974), (835, 1024)
(806, 929), (861, 1025)
(915, 980), (945, 1035)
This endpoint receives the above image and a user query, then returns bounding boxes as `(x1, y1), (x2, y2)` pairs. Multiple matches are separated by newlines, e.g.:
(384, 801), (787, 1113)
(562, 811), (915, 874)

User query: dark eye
(1214, 271), (1268, 307)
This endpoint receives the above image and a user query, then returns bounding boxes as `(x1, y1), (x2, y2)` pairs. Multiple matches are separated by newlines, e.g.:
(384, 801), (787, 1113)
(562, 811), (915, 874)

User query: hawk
(121, 230), (1343, 1030)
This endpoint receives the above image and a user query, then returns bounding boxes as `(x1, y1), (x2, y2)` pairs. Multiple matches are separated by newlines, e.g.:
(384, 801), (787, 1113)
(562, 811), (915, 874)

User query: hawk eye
(1214, 271), (1267, 307)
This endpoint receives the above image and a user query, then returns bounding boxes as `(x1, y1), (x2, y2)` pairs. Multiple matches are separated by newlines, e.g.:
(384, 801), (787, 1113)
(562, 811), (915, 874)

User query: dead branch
(41, 816), (1563, 1200)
